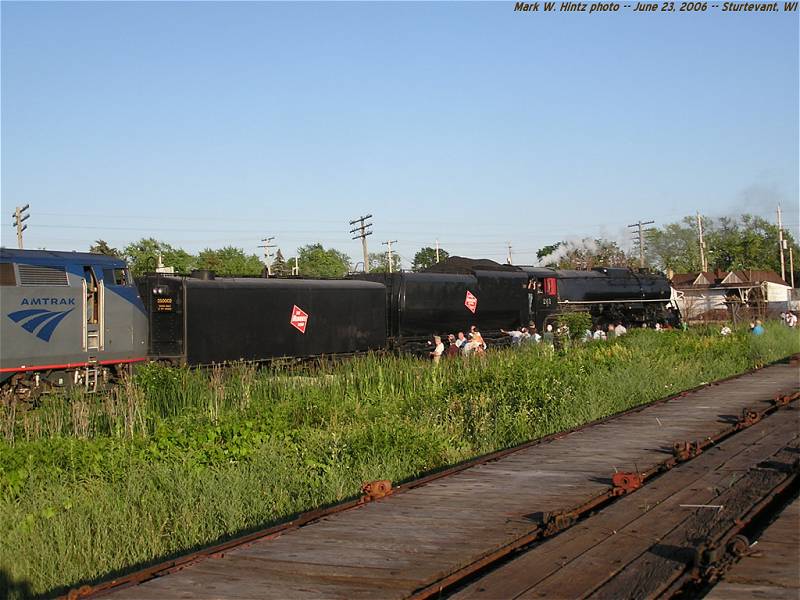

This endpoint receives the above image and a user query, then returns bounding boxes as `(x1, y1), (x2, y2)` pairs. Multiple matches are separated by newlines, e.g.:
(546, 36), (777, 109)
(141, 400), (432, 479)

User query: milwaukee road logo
(7, 308), (75, 342)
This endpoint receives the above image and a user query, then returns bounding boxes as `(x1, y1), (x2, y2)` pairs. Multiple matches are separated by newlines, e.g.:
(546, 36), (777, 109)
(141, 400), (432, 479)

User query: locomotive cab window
(103, 267), (130, 286)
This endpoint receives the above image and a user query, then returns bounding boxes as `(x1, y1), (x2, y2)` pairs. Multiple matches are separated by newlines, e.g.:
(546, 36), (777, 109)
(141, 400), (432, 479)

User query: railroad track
(66, 357), (799, 599)
(448, 391), (799, 599)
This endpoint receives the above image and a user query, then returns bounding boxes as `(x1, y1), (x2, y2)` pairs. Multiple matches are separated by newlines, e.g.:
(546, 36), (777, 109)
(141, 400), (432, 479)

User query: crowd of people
(430, 311), (798, 362)
(429, 325), (491, 363)
(428, 321), (638, 363)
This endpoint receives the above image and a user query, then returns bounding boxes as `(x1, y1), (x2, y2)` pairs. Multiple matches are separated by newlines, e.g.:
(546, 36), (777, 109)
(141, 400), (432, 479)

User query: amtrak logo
(7, 308), (75, 342)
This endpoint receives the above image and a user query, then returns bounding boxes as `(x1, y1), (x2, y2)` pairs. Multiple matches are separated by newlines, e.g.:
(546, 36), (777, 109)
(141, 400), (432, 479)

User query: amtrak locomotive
(1, 249), (677, 402)
(1, 249), (148, 402)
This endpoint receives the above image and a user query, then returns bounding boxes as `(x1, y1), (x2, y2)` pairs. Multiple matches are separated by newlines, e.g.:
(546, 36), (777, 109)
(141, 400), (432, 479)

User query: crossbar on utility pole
(349, 214), (373, 273)
(382, 240), (398, 273)
(258, 236), (276, 276)
(628, 219), (655, 269)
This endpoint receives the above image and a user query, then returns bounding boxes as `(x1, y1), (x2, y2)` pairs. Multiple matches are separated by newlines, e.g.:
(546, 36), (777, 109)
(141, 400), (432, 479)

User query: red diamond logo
(290, 305), (309, 334)
(465, 291), (477, 314)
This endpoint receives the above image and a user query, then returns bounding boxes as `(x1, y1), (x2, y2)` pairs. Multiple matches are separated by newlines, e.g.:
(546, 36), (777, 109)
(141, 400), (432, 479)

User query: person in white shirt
(455, 331), (467, 348)
(501, 328), (526, 346)
(614, 322), (628, 336)
(429, 335), (445, 364)
(787, 312), (798, 328)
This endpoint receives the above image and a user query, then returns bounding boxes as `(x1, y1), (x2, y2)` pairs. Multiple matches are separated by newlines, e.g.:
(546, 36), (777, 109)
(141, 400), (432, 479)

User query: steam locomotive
(1, 249), (677, 401)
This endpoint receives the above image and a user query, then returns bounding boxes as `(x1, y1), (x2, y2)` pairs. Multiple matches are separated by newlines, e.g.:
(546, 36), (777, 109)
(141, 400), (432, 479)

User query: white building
(671, 270), (795, 322)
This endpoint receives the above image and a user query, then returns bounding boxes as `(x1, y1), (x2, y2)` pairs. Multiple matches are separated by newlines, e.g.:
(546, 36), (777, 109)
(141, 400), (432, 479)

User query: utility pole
(789, 246), (795, 288)
(506, 242), (513, 265)
(777, 205), (786, 282)
(628, 219), (655, 269)
(292, 257), (299, 276)
(349, 214), (373, 273)
(382, 240), (398, 273)
(435, 239), (440, 263)
(258, 236), (276, 276)
(696, 212), (708, 272)
(12, 204), (30, 249)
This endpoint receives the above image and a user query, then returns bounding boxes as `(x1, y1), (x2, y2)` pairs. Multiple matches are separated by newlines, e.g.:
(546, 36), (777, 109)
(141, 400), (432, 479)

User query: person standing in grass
(445, 334), (460, 358)
(751, 320), (765, 336)
(429, 335), (445, 363)
(469, 325), (487, 351)
(455, 331), (467, 349)
(500, 327), (526, 346)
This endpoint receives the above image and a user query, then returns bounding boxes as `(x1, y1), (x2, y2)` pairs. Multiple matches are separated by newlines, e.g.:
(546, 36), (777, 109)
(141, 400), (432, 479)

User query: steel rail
(63, 353), (799, 599)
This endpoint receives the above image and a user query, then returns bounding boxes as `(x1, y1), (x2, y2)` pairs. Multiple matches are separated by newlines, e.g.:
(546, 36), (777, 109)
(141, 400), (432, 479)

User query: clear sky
(2, 1), (798, 268)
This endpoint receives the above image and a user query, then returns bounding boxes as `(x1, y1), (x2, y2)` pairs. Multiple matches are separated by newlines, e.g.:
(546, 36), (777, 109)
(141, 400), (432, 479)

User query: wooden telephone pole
(382, 240), (398, 273)
(12, 204), (30, 249)
(628, 219), (655, 268)
(349, 215), (373, 273)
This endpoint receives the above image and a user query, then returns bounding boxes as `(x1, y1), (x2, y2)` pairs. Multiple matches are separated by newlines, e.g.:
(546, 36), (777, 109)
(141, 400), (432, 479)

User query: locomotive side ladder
(82, 265), (105, 392)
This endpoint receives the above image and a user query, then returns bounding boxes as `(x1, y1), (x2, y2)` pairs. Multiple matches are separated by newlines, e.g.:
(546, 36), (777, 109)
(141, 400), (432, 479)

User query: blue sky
(2, 1), (798, 267)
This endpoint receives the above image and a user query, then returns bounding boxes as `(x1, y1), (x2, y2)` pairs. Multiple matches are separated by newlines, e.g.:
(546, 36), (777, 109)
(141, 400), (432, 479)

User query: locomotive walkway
(87, 360), (799, 600)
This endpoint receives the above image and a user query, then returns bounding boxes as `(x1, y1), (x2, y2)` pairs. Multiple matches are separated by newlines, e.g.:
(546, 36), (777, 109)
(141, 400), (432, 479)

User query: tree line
(90, 213), (798, 281)
(537, 214), (798, 278)
(89, 238), (451, 278)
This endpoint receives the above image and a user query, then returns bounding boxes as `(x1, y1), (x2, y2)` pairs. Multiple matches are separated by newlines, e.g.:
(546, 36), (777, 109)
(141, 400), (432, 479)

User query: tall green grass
(1, 324), (797, 598)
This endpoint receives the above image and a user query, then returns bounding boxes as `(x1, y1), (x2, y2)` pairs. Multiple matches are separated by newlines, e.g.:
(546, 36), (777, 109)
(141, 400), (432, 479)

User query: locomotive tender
(1, 250), (676, 400)
(137, 273), (386, 366)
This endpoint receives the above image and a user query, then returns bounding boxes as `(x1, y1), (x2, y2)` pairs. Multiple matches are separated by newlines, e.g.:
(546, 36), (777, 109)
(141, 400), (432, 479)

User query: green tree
(536, 243), (562, 262)
(646, 214), (798, 276)
(645, 217), (702, 273)
(195, 246), (263, 277)
(412, 246), (449, 271)
(123, 238), (195, 276)
(369, 251), (402, 273)
(89, 240), (121, 257)
(271, 249), (288, 276)
(293, 243), (351, 278)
